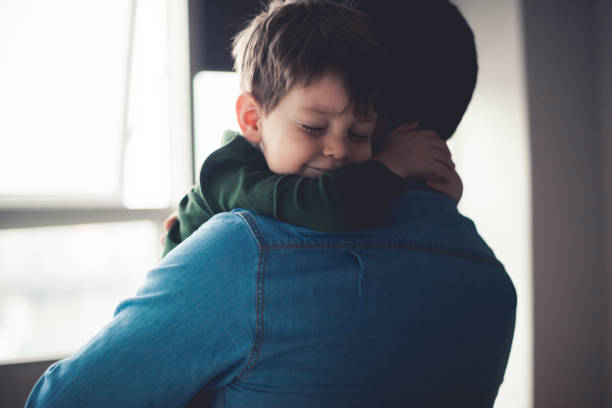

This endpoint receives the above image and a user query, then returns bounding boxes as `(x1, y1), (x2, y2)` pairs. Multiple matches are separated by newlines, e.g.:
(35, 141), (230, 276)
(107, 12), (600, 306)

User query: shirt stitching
(233, 212), (267, 381)
(239, 211), (266, 248)
(261, 242), (502, 268)
(232, 212), (500, 269)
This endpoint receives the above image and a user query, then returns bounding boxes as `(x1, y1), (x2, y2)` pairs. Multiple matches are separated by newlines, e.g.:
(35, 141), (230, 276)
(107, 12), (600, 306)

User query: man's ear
(236, 92), (263, 144)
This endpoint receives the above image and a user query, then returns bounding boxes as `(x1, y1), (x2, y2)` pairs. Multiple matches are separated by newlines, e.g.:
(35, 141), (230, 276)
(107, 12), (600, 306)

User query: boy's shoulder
(199, 130), (267, 180)
(206, 130), (263, 163)
(221, 129), (241, 145)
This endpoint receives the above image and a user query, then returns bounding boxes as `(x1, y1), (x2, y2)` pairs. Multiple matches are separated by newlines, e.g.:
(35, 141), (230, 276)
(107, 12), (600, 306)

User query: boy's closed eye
(300, 124), (326, 134)
(348, 130), (371, 142)
(299, 124), (371, 143)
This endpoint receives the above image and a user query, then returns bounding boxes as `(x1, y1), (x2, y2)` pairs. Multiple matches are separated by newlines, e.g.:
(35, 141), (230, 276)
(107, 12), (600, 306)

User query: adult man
(27, 1), (516, 407)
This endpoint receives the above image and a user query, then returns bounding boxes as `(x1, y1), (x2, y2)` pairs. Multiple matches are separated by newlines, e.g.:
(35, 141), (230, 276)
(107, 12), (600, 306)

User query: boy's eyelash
(300, 124), (370, 141)
(300, 124), (326, 133)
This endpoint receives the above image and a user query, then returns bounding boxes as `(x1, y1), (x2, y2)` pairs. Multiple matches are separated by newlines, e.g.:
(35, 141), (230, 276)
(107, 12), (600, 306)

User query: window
(193, 70), (241, 176)
(0, 221), (159, 361)
(0, 0), (192, 363)
(0, 1), (131, 200)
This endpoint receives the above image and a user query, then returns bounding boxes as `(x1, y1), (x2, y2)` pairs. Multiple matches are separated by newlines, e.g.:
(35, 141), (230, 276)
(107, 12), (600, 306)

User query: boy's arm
(162, 184), (214, 256)
(204, 156), (406, 232)
(162, 134), (402, 254)
(163, 128), (460, 253)
(162, 132), (258, 256)
(201, 130), (459, 232)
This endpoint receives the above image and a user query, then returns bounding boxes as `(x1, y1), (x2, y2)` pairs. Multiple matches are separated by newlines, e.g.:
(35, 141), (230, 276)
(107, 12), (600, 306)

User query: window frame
(0, 0), (192, 232)
(0, 0), (192, 364)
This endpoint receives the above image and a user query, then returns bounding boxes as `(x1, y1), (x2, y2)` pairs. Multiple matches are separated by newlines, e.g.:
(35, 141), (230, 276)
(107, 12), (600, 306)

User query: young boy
(162, 0), (461, 257)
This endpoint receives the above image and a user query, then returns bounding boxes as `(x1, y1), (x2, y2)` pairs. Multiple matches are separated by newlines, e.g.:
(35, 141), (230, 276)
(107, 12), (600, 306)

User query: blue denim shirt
(27, 190), (516, 408)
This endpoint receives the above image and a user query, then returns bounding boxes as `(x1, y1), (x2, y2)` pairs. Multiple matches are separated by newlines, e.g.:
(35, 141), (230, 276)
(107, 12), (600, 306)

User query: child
(162, 0), (460, 257)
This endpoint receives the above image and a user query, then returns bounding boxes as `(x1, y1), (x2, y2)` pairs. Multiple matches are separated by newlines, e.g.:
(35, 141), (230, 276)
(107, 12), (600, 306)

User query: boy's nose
(322, 137), (350, 160)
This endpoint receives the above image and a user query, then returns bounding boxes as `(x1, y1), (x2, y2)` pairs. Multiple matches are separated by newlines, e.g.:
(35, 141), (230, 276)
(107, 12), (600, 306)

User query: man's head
(357, 0), (478, 141)
(232, 0), (383, 177)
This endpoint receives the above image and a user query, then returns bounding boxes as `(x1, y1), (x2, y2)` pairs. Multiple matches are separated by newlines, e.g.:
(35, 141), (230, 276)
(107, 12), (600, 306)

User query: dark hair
(232, 0), (383, 117)
(357, 0), (478, 140)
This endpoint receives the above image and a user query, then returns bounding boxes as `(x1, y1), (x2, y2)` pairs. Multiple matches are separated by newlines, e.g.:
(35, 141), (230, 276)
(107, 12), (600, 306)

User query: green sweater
(162, 131), (406, 257)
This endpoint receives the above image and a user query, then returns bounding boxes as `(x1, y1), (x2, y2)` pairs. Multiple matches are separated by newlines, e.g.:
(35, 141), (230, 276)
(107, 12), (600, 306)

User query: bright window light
(0, 0), (129, 197)
(0, 0), (188, 363)
(0, 221), (160, 362)
(0, 0), (173, 208)
(193, 70), (241, 176)
(122, 0), (172, 209)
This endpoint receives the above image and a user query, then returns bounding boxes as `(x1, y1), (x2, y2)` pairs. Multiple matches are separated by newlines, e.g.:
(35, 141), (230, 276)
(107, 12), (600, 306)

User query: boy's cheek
(354, 145), (373, 163)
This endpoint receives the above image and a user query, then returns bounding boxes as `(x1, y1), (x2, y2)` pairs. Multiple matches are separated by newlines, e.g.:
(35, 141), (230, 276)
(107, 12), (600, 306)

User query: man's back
(215, 190), (516, 407)
(27, 190), (516, 408)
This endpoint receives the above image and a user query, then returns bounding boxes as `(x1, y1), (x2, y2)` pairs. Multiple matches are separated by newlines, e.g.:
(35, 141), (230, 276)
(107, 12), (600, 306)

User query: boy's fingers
(427, 138), (452, 155)
(406, 133), (451, 156)
(161, 212), (178, 246)
(388, 126), (435, 140)
(164, 212), (179, 232)
(426, 178), (453, 197)
(426, 177), (462, 203)
(389, 121), (419, 134)
(424, 149), (454, 171)
(434, 156), (455, 170)
(428, 161), (454, 182)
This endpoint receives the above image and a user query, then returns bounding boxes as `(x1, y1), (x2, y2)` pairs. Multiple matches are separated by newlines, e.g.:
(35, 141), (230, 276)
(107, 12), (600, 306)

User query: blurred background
(0, 0), (610, 407)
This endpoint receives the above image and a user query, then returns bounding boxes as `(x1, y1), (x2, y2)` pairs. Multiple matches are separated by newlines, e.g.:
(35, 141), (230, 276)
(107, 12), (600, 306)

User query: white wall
(450, 1), (612, 405)
(522, 0), (610, 407)
(597, 0), (612, 405)
(448, 1), (532, 407)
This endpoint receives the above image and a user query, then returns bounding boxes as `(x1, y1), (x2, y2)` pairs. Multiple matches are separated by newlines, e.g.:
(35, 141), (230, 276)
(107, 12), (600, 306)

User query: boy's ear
(236, 92), (263, 144)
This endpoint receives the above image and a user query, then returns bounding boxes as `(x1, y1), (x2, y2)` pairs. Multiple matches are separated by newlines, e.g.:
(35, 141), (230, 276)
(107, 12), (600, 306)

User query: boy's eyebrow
(299, 107), (377, 121)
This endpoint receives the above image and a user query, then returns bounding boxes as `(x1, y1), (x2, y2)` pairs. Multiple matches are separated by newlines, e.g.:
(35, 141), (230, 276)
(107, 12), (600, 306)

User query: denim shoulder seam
(264, 242), (503, 268)
(233, 212), (267, 382)
(236, 211), (267, 248)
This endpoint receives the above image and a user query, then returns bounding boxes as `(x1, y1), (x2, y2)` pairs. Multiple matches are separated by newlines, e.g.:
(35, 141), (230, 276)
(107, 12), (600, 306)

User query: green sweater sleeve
(162, 132), (406, 257)
(162, 183), (214, 257)
(271, 160), (408, 231)
(200, 133), (406, 232)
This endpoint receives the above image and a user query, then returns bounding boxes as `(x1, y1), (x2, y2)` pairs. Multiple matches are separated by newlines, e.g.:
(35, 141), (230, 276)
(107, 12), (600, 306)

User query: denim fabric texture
(26, 190), (517, 408)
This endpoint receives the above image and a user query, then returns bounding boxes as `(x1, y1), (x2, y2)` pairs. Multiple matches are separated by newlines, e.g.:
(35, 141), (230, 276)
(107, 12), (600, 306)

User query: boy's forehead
(297, 105), (377, 122)
(288, 74), (376, 120)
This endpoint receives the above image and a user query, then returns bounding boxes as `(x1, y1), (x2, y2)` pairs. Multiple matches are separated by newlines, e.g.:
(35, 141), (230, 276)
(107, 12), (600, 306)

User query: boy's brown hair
(232, 0), (383, 118)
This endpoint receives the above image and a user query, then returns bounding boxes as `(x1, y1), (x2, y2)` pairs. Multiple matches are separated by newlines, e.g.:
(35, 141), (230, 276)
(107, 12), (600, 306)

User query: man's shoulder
(163, 211), (261, 265)
(177, 194), (499, 270)
(385, 190), (500, 257)
(195, 210), (258, 244)
(229, 197), (491, 257)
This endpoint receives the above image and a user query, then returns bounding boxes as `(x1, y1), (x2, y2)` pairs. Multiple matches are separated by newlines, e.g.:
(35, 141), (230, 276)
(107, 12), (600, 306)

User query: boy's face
(242, 73), (377, 178)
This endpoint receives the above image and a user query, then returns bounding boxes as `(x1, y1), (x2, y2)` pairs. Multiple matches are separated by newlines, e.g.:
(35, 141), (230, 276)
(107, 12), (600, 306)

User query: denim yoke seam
(264, 242), (503, 268)
(233, 212), (268, 382)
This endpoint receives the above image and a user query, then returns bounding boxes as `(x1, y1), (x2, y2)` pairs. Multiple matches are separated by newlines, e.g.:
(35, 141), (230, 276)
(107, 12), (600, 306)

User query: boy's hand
(160, 211), (178, 245)
(373, 122), (463, 203)
(425, 165), (463, 204)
